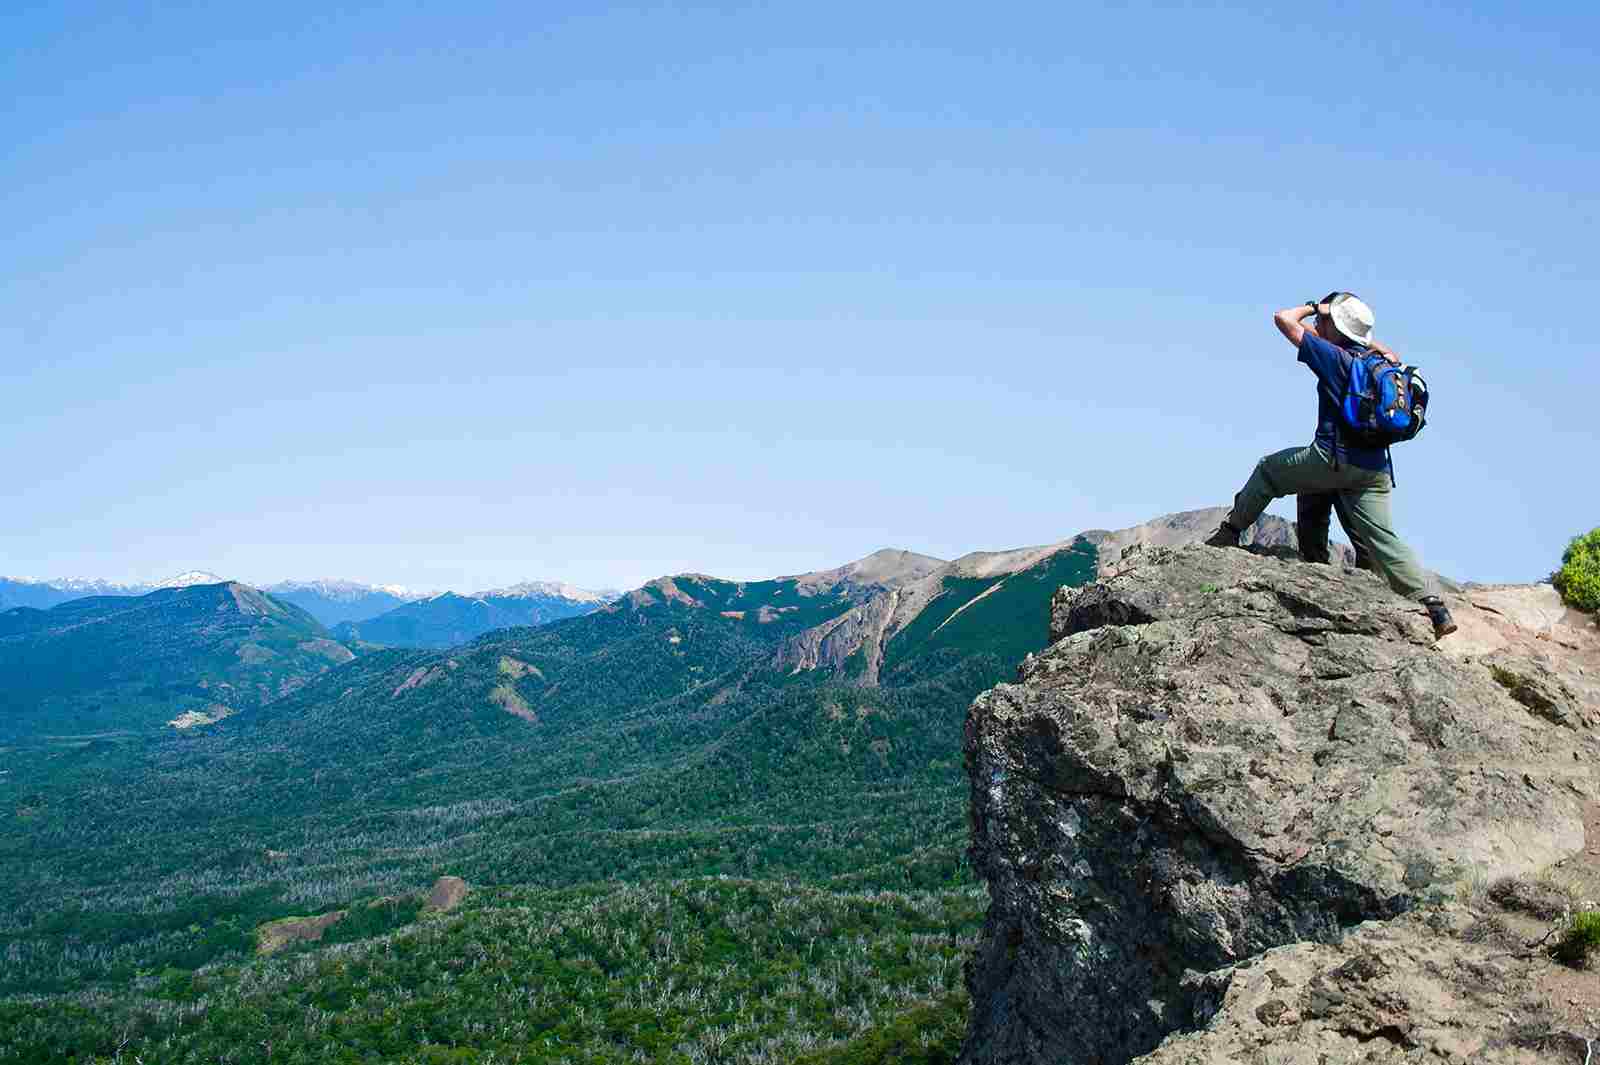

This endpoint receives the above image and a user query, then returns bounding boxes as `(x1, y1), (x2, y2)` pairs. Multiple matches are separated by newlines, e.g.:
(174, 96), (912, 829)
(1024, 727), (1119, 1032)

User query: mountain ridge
(0, 570), (228, 610)
(265, 578), (427, 599)
(475, 580), (618, 603)
(0, 574), (615, 628)
(0, 580), (353, 741)
(617, 509), (1309, 687)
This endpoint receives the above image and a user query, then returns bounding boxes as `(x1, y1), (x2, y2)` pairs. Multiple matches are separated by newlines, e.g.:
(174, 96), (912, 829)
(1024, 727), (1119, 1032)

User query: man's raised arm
(1273, 302), (1322, 347)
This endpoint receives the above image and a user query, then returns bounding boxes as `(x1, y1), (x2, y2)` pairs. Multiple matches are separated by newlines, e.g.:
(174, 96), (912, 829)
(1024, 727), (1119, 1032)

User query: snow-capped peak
(264, 579), (428, 601)
(477, 580), (615, 603)
(50, 576), (154, 595)
(155, 571), (228, 589)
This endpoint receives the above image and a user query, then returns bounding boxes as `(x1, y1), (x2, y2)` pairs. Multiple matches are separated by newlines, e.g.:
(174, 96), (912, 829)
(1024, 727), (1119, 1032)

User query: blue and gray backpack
(1339, 351), (1430, 450)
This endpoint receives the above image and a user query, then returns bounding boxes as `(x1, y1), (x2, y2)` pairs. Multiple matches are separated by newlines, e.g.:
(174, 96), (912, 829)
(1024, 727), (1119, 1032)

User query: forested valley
(0, 543), (1099, 1063)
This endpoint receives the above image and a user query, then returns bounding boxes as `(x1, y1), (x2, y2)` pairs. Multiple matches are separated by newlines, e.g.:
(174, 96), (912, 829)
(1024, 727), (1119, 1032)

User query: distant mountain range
(262, 580), (428, 627)
(0, 571), (227, 610)
(0, 509), (1286, 747)
(332, 583), (617, 649)
(0, 574), (617, 631)
(0, 575), (623, 740)
(1, 512), (1294, 743)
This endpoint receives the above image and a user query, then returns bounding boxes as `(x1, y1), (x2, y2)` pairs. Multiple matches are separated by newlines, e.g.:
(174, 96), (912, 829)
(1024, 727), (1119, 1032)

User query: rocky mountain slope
(0, 582), (352, 741)
(615, 507), (1308, 689)
(960, 544), (1600, 1064)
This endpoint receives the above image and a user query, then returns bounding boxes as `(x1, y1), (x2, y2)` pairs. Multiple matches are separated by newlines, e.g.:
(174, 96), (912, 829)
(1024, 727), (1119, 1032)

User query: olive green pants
(1298, 492), (1374, 572)
(1224, 445), (1432, 601)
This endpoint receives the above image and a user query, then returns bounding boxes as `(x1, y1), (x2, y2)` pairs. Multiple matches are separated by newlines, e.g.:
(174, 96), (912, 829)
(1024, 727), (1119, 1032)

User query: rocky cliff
(961, 543), (1600, 1064)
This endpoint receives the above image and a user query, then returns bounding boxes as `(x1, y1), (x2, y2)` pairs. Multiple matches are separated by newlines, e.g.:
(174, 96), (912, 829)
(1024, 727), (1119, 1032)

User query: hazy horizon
(0, 529), (1056, 595)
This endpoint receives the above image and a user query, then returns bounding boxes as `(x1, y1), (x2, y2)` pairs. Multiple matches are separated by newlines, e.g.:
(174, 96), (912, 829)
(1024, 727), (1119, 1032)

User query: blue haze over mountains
(0, 572), (605, 739)
(256, 580), (426, 628)
(0, 508), (1267, 748)
(0, 573), (228, 611)
(0, 581), (349, 742)
(330, 588), (609, 650)
(0, 574), (618, 635)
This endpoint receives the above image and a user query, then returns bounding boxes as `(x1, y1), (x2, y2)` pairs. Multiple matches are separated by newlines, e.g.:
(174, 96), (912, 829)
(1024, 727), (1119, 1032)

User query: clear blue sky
(4, 1), (1595, 593)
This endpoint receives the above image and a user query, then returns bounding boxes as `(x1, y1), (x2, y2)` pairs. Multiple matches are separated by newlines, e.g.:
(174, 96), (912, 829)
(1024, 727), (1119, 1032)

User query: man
(1205, 293), (1457, 638)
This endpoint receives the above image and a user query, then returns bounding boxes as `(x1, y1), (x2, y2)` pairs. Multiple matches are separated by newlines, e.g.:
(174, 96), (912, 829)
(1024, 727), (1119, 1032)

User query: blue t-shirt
(1297, 332), (1390, 472)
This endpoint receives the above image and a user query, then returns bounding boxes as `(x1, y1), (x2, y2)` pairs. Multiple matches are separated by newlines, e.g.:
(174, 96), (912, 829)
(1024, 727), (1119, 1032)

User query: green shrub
(1553, 528), (1600, 612)
(1553, 909), (1600, 967)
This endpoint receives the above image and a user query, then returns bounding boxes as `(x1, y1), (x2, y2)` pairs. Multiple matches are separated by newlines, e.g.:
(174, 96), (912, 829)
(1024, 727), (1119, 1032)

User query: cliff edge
(961, 544), (1600, 1064)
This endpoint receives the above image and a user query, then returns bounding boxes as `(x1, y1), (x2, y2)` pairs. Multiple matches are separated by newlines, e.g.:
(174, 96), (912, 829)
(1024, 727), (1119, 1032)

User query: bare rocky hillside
(774, 508), (1311, 684)
(960, 543), (1599, 1064)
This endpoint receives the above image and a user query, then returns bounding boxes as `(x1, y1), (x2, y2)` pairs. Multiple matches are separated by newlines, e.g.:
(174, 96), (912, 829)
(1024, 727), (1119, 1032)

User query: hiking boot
(1421, 596), (1458, 639)
(1204, 521), (1242, 549)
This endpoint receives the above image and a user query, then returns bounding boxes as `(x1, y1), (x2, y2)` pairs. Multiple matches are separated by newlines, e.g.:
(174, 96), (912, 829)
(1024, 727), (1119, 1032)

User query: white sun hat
(1328, 293), (1375, 346)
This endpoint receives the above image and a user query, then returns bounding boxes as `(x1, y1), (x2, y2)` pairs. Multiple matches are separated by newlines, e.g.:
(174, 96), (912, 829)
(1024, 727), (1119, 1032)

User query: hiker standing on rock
(1205, 293), (1457, 638)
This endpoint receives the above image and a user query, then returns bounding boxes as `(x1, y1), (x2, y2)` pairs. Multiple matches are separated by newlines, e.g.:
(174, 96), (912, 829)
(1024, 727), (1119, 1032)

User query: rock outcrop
(1080, 506), (1345, 576)
(425, 875), (470, 912)
(961, 544), (1600, 1064)
(774, 590), (901, 680)
(1134, 900), (1599, 1063)
(256, 910), (346, 955)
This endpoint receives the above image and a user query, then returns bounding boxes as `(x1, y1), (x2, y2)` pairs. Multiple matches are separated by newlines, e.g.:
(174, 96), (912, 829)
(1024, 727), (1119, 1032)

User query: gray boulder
(960, 544), (1599, 1065)
(1136, 902), (1595, 1064)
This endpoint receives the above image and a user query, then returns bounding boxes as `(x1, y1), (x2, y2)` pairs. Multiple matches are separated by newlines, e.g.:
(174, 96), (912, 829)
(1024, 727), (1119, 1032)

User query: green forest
(0, 541), (1099, 1064)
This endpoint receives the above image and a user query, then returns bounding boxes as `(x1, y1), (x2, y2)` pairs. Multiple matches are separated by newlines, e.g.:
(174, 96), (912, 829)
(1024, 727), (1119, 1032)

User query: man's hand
(1273, 303), (1320, 347)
